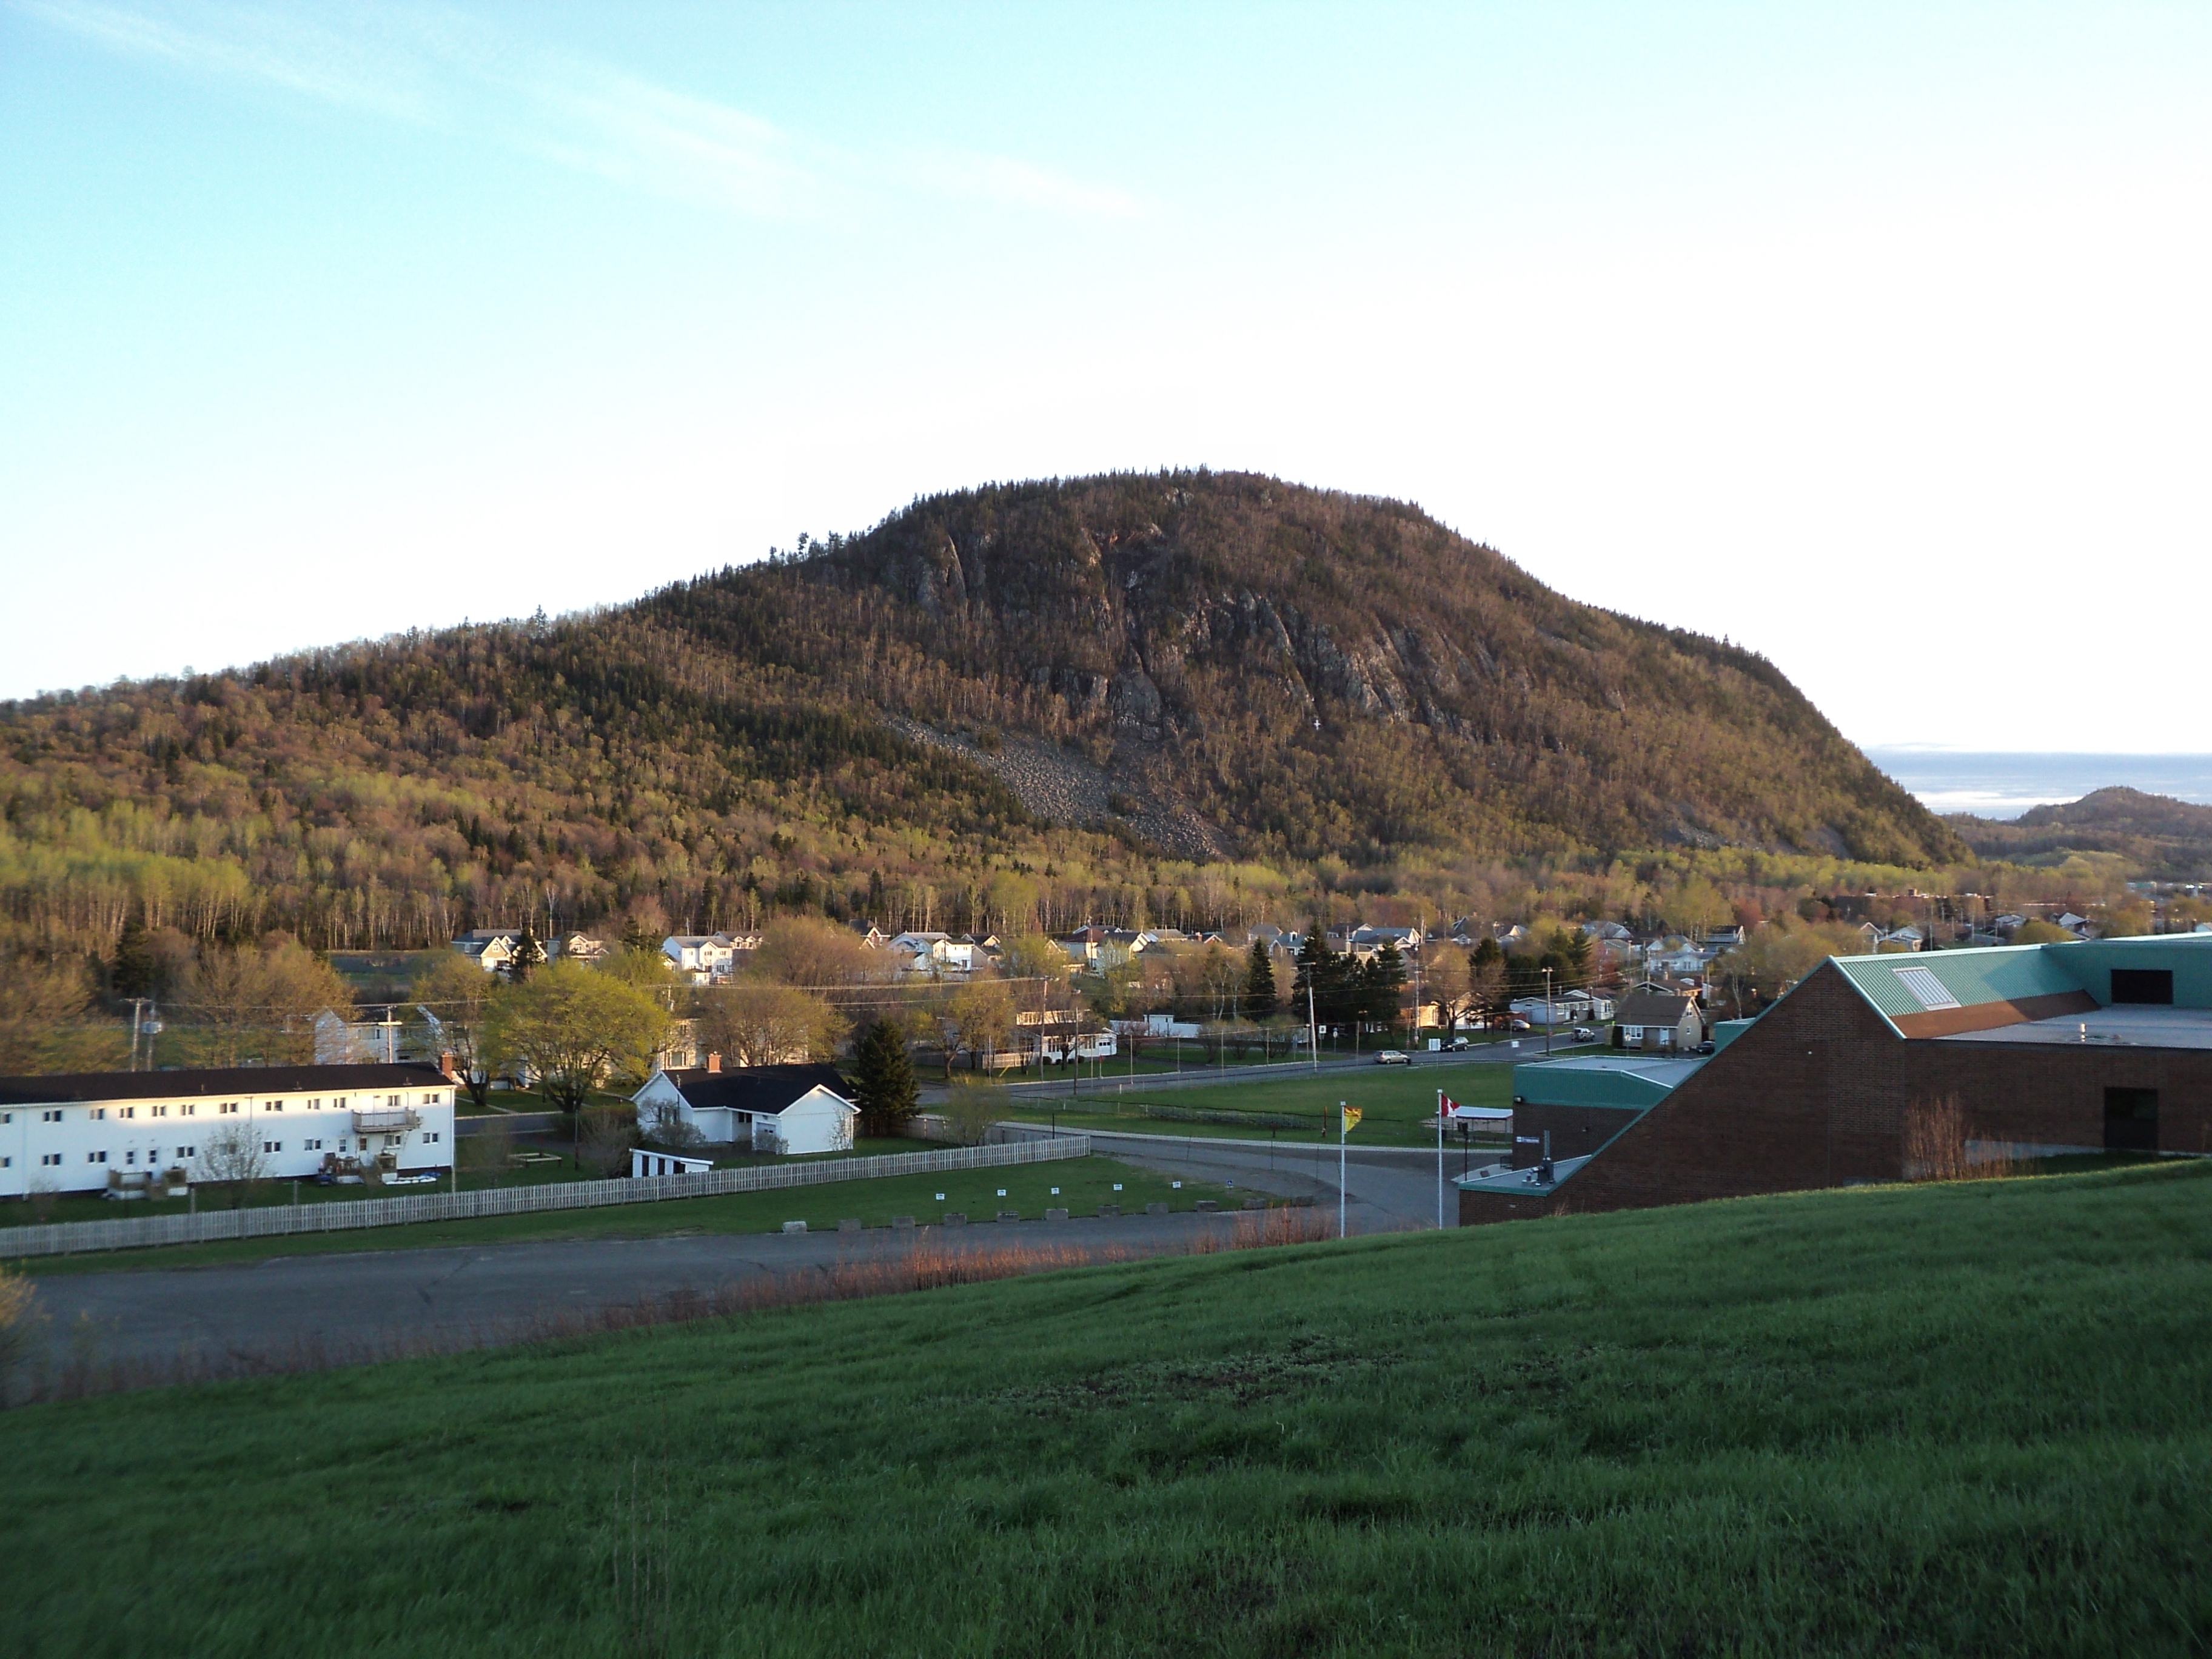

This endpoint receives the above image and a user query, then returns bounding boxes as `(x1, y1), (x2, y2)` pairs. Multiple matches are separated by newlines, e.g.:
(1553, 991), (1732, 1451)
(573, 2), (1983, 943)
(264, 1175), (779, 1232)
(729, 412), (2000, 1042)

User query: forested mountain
(1951, 788), (2212, 880)
(0, 471), (1959, 965)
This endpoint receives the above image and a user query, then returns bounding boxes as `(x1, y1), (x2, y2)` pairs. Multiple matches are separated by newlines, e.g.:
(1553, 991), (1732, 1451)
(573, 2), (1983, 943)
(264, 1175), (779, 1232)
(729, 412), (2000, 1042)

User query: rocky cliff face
(666, 470), (1959, 868)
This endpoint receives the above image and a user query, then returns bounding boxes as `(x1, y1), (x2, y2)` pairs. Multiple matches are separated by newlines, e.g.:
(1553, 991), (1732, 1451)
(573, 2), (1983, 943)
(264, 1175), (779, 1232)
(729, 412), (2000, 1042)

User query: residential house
(313, 1006), (405, 1065)
(631, 1061), (857, 1155)
(452, 928), (532, 976)
(663, 933), (742, 985)
(1612, 987), (1706, 1052)
(1507, 991), (1616, 1028)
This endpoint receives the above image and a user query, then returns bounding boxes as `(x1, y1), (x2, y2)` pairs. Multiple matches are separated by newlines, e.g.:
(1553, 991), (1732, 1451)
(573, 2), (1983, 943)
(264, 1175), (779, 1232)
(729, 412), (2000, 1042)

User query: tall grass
(1905, 1095), (2025, 1181)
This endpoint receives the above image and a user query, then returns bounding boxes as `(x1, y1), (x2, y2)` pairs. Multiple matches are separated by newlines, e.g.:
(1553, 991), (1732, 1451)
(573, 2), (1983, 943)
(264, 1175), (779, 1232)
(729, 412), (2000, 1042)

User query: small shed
(631, 1149), (714, 1178)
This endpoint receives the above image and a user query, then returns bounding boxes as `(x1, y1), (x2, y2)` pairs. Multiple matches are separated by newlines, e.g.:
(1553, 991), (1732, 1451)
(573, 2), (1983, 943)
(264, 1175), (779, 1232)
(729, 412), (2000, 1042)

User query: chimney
(438, 1050), (459, 1083)
(706, 1051), (722, 1074)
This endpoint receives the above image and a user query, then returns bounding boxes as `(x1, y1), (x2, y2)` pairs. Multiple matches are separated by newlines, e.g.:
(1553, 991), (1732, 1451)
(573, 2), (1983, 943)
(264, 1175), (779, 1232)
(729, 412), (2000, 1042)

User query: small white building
(631, 1062), (857, 1155)
(0, 1064), (458, 1199)
(630, 1148), (714, 1179)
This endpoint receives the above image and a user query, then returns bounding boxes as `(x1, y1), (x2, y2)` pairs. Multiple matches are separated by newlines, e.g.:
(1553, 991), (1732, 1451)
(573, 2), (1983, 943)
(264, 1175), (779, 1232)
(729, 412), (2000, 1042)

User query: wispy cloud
(18, 0), (1139, 223)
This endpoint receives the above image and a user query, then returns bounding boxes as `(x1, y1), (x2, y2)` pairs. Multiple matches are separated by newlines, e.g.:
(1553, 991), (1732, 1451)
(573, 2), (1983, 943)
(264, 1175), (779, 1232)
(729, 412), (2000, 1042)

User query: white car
(1572, 1026), (1597, 1042)
(1373, 1050), (1410, 1065)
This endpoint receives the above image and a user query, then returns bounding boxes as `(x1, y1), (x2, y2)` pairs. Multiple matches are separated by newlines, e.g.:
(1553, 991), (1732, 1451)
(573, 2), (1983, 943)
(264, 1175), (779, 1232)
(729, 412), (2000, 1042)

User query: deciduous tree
(484, 961), (669, 1113)
(695, 983), (845, 1068)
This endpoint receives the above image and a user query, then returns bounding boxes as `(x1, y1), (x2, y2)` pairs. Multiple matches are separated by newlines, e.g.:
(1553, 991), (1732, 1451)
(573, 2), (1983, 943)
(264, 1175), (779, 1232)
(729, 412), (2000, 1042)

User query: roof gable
(660, 1063), (853, 1114)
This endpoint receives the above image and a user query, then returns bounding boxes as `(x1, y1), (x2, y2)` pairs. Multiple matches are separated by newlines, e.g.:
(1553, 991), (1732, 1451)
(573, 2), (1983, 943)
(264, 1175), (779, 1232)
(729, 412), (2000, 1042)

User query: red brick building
(1461, 934), (2212, 1225)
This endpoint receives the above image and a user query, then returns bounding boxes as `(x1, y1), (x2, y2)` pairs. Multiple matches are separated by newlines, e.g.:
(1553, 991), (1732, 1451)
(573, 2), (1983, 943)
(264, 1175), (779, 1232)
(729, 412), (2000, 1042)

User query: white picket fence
(1, 1135), (1090, 1260)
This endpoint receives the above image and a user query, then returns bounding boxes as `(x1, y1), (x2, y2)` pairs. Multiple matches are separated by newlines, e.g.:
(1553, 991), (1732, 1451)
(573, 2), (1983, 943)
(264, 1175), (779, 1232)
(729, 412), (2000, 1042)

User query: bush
(577, 1105), (640, 1178)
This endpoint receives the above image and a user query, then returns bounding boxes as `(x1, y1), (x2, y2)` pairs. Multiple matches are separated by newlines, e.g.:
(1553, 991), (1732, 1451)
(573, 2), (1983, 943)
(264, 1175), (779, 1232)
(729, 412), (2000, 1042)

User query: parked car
(1696, 1039), (1716, 1055)
(1444, 1035), (1472, 1051)
(1373, 1050), (1410, 1066)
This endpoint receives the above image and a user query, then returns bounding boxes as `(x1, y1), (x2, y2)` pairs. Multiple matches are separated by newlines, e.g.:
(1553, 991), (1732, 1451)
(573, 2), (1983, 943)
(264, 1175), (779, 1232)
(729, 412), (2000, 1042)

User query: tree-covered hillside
(0, 471), (1959, 971)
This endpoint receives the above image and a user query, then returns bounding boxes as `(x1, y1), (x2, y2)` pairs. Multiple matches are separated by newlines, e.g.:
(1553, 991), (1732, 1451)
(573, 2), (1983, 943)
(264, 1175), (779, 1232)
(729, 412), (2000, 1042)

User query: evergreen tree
(112, 913), (155, 1000)
(846, 1017), (919, 1136)
(620, 913), (661, 956)
(1242, 939), (1277, 1023)
(1365, 939), (1409, 1030)
(506, 926), (543, 984)
(1560, 927), (1594, 982)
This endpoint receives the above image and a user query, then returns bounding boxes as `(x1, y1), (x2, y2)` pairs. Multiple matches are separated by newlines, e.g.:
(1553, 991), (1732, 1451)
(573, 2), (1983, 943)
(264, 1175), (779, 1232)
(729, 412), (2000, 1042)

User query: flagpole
(1436, 1088), (1444, 1230)
(1338, 1101), (1347, 1240)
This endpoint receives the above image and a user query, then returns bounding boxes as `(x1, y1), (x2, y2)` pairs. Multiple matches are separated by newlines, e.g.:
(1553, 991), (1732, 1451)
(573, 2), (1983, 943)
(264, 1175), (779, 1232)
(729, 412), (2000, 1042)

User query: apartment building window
(87, 1150), (107, 1164)
(179, 1146), (195, 1159)
(309, 1099), (322, 1110)
(41, 1110), (62, 1122)
(40, 1153), (61, 1167)
(303, 1138), (323, 1151)
(0, 1113), (9, 1125)
(120, 1107), (135, 1119)
(151, 1104), (167, 1118)
(181, 1103), (195, 1116)
(1, 1157), (9, 1168)
(220, 1102), (239, 1114)
(388, 1094), (402, 1109)
(90, 1108), (106, 1121)
(267, 1101), (283, 1113)
(422, 1131), (441, 1145)
(263, 1141), (283, 1155)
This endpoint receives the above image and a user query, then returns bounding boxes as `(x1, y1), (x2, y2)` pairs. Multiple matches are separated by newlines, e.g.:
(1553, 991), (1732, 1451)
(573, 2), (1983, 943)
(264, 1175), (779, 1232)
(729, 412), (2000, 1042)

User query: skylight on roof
(1895, 966), (1961, 1011)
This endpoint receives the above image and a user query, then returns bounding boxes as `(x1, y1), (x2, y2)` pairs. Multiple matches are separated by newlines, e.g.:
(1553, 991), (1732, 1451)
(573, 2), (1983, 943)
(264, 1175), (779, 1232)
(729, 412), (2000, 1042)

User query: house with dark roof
(1611, 987), (1704, 1051)
(1460, 933), (2212, 1225)
(631, 1061), (856, 1154)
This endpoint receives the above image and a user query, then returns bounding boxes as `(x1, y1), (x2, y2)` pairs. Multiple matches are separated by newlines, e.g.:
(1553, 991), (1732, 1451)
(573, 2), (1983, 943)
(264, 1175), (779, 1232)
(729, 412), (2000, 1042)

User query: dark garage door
(2105, 1087), (2159, 1151)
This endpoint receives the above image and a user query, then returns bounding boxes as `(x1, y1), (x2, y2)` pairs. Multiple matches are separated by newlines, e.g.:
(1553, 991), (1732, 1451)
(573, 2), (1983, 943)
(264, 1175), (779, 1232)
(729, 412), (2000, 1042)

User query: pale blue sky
(3, 2), (2207, 749)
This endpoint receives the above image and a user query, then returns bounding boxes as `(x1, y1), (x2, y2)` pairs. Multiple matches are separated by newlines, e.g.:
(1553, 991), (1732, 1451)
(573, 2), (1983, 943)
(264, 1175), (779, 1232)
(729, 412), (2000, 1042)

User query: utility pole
(1435, 1087), (1444, 1230)
(1543, 967), (1554, 1059)
(1307, 982), (1319, 1073)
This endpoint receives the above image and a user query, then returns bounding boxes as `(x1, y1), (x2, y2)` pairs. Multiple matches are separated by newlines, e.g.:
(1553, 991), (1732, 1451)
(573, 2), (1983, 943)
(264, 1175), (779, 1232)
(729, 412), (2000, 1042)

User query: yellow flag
(1341, 1105), (1362, 1133)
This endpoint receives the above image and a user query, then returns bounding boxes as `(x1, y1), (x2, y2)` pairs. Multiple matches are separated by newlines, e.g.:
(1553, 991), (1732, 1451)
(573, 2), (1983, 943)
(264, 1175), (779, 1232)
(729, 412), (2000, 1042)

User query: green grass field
(5, 1161), (2209, 1655)
(1004, 1059), (1527, 1145)
(8, 1155), (1243, 1277)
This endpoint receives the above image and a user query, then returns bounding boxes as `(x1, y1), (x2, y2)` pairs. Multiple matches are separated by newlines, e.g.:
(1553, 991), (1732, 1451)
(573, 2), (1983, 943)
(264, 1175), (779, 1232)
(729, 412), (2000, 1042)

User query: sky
(2, 1), (2207, 752)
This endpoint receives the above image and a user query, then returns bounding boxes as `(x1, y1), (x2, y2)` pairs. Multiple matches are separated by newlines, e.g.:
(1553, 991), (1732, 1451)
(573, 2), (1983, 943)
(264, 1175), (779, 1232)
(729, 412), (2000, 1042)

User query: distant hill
(0, 470), (1960, 953)
(1951, 787), (2212, 878)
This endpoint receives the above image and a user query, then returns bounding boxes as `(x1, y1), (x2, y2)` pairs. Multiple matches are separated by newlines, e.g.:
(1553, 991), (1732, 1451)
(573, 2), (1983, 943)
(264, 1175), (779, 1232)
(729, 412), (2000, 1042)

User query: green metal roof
(1831, 945), (2084, 1023)
(1511, 1054), (1699, 1111)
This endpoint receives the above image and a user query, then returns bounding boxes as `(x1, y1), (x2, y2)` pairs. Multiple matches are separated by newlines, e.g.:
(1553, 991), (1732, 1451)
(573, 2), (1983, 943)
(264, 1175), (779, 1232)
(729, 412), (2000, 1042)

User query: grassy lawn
(8, 1155), (1250, 1277)
(1004, 1060), (1526, 1147)
(5, 1161), (2208, 1654)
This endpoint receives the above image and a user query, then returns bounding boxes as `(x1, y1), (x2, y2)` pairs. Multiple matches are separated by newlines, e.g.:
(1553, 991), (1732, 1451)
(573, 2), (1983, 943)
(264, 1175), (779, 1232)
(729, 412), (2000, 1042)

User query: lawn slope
(5, 1163), (2210, 1657)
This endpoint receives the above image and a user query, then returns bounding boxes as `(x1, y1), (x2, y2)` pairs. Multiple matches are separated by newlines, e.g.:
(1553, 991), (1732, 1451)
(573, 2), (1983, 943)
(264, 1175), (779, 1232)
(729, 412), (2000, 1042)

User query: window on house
(42, 1110), (61, 1122)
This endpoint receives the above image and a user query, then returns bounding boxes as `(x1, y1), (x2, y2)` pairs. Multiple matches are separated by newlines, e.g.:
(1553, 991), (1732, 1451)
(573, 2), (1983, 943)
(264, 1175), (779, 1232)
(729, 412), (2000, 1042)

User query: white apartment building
(0, 1064), (458, 1199)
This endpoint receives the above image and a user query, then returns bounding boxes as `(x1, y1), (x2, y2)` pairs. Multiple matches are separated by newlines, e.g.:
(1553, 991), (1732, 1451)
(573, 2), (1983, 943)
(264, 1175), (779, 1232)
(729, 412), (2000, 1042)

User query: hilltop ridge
(0, 470), (1960, 953)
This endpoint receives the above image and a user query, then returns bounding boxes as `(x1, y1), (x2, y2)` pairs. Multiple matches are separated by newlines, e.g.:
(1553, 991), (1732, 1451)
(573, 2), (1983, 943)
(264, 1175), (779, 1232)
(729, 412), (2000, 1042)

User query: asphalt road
(23, 1207), (1284, 1377)
(22, 1125), (1471, 1382)
(1001, 1125), (1469, 1235)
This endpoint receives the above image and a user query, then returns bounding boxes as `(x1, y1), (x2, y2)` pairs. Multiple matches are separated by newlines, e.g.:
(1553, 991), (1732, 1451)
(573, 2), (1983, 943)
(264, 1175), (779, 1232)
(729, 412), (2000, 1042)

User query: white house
(453, 928), (533, 975)
(0, 1064), (457, 1199)
(631, 1061), (857, 1155)
(663, 933), (742, 984)
(888, 932), (982, 973)
(1507, 991), (1615, 1028)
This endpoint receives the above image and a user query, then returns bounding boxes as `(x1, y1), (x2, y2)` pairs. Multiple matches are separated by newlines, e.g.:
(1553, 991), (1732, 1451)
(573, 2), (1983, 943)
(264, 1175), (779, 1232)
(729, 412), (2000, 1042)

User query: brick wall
(1464, 960), (2212, 1225)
